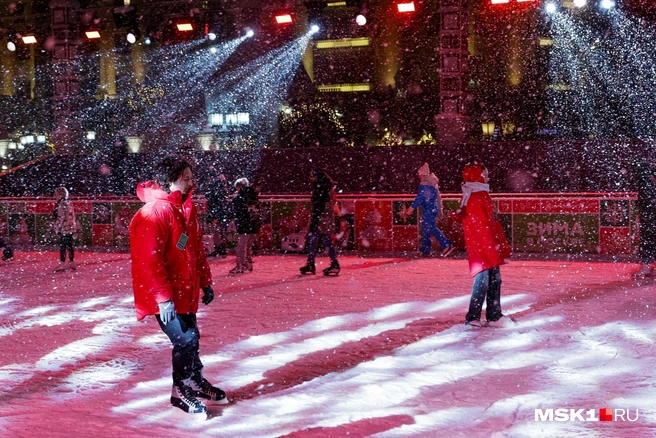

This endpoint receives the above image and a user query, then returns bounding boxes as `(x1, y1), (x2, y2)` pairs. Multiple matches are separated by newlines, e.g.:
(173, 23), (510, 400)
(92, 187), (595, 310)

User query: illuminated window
(315, 38), (371, 49)
(318, 83), (372, 93)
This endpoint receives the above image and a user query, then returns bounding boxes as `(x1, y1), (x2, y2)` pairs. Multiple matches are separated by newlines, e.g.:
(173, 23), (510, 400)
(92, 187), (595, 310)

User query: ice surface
(0, 251), (655, 437)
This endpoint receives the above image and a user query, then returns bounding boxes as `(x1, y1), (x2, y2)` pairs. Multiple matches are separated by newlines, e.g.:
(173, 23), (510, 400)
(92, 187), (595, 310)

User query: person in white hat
(404, 162), (453, 257)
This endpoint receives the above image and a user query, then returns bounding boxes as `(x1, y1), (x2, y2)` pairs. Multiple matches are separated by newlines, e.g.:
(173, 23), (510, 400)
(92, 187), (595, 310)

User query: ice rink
(1, 250), (655, 437)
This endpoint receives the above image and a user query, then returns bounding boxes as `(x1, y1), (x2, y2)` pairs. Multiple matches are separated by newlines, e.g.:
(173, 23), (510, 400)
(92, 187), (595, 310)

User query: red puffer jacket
(129, 181), (211, 320)
(461, 190), (508, 277)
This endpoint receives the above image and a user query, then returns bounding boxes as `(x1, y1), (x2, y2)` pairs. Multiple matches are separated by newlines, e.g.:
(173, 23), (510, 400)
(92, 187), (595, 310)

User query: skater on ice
(229, 177), (260, 274)
(300, 168), (340, 276)
(129, 156), (227, 414)
(633, 157), (656, 277)
(403, 162), (453, 258)
(53, 186), (76, 271)
(456, 162), (511, 327)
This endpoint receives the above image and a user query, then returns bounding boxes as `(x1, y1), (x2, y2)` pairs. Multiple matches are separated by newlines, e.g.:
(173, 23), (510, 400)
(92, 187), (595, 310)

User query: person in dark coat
(0, 237), (13, 261)
(633, 158), (656, 276)
(300, 168), (340, 276)
(204, 171), (230, 257)
(229, 177), (259, 274)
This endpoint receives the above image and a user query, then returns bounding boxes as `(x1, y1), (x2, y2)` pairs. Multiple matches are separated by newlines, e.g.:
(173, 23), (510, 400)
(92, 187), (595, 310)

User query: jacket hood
(136, 180), (194, 205)
(463, 163), (485, 183)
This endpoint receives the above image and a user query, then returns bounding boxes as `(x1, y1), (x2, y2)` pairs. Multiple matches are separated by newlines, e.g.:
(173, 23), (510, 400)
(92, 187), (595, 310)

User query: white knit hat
(234, 177), (249, 187)
(418, 163), (430, 177)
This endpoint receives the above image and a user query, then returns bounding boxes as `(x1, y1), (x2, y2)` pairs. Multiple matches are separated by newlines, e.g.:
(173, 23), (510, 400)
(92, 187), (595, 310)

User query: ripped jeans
(465, 266), (503, 322)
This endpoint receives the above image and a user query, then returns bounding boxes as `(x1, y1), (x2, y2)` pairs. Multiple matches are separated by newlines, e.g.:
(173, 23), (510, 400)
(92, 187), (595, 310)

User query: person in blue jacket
(404, 162), (454, 257)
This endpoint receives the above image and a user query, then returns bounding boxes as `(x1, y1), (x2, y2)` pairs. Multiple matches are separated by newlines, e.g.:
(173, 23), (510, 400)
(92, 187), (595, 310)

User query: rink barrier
(0, 192), (638, 255)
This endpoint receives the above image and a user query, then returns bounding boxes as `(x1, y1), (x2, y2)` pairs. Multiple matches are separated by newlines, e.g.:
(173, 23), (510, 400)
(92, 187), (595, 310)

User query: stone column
(435, 0), (471, 147)
(49, 0), (82, 155)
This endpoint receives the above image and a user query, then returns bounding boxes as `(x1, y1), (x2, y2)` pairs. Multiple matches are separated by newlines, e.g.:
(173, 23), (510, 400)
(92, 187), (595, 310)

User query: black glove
(158, 300), (176, 325)
(202, 285), (214, 305)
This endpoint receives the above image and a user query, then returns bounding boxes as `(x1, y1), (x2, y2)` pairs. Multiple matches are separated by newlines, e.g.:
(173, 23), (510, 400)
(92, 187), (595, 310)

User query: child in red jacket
(456, 162), (511, 327)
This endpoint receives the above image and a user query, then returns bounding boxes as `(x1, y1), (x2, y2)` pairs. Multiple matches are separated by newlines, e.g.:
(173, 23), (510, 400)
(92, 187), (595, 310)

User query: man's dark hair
(154, 156), (192, 193)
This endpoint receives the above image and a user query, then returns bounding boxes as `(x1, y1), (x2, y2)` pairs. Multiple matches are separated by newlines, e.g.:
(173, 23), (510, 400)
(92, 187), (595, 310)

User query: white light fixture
(86, 131), (96, 140)
(237, 113), (250, 125)
(125, 136), (142, 153)
(126, 33), (137, 44)
(356, 14), (367, 26)
(22, 35), (37, 44)
(210, 47), (217, 53)
(310, 24), (320, 34)
(197, 133), (213, 151)
(37, 135), (46, 143)
(0, 140), (8, 158)
(8, 141), (17, 149)
(7, 41), (16, 51)
(208, 32), (217, 40)
(17, 143), (25, 150)
(600, 0), (614, 9)
(1, 165), (7, 170)
(85, 30), (101, 39)
(210, 113), (223, 126)
(246, 29), (254, 38)
(144, 36), (152, 45)
(573, 0), (587, 7)
(545, 2), (557, 13)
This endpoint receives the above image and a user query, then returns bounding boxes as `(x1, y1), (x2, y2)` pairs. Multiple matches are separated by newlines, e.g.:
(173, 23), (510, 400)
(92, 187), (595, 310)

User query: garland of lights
(127, 86), (166, 111)
(280, 102), (346, 135)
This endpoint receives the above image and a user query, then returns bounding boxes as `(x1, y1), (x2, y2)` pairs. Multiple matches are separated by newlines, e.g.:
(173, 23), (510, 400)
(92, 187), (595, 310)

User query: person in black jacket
(300, 168), (340, 276)
(204, 171), (230, 257)
(0, 237), (13, 261)
(229, 177), (259, 274)
(634, 157), (656, 277)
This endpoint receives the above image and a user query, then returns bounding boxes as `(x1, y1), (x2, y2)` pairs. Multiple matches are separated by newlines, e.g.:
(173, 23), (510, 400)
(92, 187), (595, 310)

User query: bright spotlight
(245, 29), (254, 38)
(22, 35), (37, 44)
(126, 33), (137, 44)
(310, 24), (320, 34)
(210, 47), (217, 53)
(208, 32), (217, 40)
(545, 2), (557, 13)
(600, 0), (615, 9)
(573, 0), (587, 7)
(7, 41), (16, 51)
(144, 36), (152, 45)
(356, 14), (367, 26)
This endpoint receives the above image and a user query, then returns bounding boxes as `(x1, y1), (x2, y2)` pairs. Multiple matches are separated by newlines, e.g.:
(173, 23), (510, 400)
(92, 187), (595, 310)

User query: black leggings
(59, 233), (74, 262)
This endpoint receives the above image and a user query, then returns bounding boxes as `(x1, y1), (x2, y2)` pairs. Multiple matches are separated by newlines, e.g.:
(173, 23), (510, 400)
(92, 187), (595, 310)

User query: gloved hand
(202, 285), (214, 305)
(158, 300), (176, 325)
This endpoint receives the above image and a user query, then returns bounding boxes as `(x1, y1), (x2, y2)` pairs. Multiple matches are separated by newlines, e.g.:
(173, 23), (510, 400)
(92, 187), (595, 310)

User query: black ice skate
(171, 378), (207, 414)
(323, 260), (340, 276)
(190, 372), (229, 404)
(299, 263), (316, 275)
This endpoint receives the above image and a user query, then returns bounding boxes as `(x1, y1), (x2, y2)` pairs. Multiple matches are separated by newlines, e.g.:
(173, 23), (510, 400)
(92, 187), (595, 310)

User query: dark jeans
(420, 216), (451, 254)
(156, 313), (203, 384)
(306, 233), (336, 265)
(466, 266), (503, 322)
(59, 233), (74, 262)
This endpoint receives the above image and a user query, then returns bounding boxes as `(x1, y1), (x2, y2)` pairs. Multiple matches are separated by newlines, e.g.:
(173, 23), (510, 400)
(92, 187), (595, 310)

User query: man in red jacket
(456, 162), (511, 327)
(130, 156), (227, 414)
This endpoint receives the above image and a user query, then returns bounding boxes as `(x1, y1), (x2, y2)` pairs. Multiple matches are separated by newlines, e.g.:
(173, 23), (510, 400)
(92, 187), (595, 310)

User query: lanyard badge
(176, 233), (189, 250)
